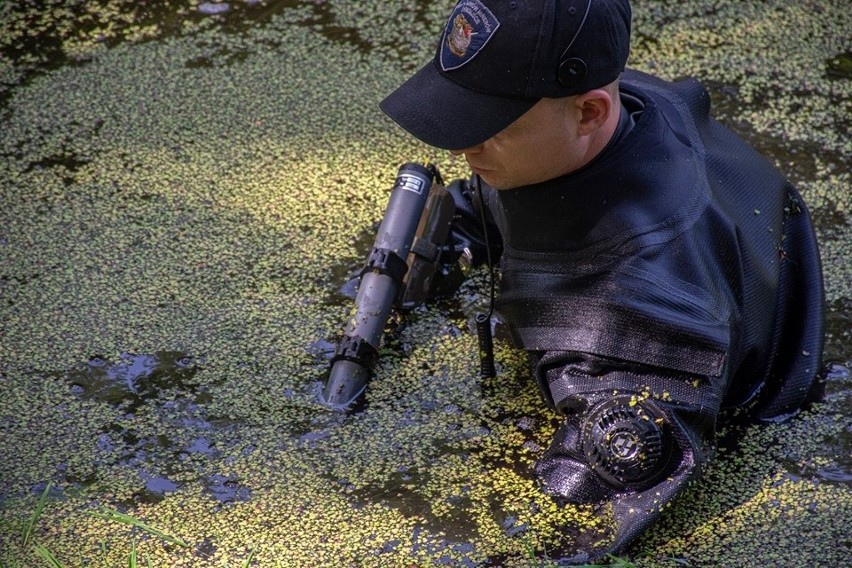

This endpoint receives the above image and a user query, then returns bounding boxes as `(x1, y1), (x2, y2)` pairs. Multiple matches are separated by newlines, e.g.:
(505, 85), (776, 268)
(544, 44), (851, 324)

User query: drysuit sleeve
(528, 349), (719, 557)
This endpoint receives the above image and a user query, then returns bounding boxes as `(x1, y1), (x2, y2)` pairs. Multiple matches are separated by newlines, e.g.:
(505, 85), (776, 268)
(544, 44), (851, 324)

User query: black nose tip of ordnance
(320, 359), (371, 411)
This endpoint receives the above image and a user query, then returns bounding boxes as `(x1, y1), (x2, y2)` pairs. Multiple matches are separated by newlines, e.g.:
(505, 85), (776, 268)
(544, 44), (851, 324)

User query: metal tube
(321, 163), (434, 409)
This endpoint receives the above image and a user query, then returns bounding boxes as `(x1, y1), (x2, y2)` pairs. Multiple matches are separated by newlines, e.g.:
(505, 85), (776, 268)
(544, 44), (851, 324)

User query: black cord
(474, 175), (496, 317)
(473, 174), (496, 378)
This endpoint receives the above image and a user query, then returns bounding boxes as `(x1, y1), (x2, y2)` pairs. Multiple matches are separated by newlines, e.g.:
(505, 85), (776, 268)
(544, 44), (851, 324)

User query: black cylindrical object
(321, 163), (434, 409)
(475, 312), (496, 378)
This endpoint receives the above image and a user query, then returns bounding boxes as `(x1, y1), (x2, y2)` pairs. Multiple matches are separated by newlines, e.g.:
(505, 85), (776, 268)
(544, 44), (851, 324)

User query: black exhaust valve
(535, 392), (681, 505)
(581, 396), (674, 490)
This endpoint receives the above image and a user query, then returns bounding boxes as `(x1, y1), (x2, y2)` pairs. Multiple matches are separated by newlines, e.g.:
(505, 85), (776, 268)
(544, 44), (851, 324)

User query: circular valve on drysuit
(581, 396), (673, 488)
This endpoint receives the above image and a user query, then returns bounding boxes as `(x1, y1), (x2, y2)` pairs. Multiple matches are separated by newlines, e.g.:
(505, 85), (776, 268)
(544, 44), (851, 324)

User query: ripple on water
(67, 351), (200, 409)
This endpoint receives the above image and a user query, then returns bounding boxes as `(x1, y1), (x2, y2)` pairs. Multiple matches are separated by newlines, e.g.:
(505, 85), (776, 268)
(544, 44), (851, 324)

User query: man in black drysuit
(379, 0), (825, 558)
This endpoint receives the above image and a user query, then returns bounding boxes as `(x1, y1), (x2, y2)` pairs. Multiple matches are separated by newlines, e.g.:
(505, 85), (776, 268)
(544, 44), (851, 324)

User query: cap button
(558, 58), (587, 88)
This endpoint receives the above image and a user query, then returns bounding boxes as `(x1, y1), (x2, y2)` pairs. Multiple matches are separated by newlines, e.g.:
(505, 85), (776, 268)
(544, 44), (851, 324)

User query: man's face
(450, 96), (586, 190)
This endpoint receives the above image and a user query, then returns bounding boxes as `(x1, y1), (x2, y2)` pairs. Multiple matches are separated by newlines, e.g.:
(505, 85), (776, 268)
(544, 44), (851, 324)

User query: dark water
(59, 352), (254, 505)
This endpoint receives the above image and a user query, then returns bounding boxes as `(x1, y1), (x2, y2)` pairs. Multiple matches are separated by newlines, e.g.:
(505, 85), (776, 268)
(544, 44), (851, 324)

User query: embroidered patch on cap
(439, 0), (500, 71)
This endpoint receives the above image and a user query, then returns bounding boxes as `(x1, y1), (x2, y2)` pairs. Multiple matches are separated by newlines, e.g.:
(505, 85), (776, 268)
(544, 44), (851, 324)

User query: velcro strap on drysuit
(330, 334), (379, 370)
(409, 236), (440, 263)
(548, 368), (723, 413)
(360, 246), (408, 284)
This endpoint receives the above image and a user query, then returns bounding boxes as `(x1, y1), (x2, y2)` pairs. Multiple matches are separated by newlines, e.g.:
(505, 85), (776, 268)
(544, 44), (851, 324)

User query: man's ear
(575, 89), (613, 136)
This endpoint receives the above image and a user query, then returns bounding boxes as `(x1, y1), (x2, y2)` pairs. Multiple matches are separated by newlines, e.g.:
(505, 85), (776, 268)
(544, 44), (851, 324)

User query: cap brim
(380, 60), (538, 151)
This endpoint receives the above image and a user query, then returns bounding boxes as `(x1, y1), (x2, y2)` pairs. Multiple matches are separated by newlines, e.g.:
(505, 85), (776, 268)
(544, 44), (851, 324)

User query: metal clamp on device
(360, 246), (409, 285)
(330, 334), (379, 370)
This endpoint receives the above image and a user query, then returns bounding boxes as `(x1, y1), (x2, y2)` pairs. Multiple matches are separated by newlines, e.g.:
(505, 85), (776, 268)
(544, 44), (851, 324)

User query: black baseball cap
(380, 0), (632, 150)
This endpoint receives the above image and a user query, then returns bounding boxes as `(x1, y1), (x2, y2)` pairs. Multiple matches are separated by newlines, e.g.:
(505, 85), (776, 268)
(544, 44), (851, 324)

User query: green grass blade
(241, 550), (256, 568)
(128, 539), (137, 568)
(32, 544), (64, 568)
(88, 509), (189, 548)
(22, 482), (52, 547)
